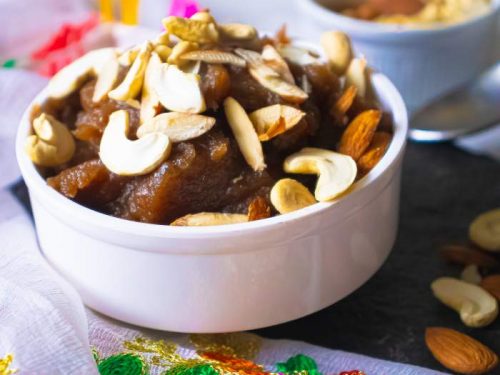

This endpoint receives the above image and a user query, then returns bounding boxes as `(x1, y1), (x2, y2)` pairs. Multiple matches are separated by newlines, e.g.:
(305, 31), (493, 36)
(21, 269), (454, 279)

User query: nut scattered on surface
(163, 16), (219, 43)
(320, 31), (353, 75)
(270, 178), (316, 214)
(171, 212), (248, 226)
(140, 52), (162, 123)
(345, 57), (371, 99)
(235, 48), (308, 103)
(262, 45), (295, 84)
(439, 244), (500, 268)
(338, 109), (382, 161)
(461, 265), (482, 285)
(247, 196), (272, 221)
(431, 277), (498, 328)
(25, 113), (75, 167)
(92, 54), (120, 103)
(99, 110), (171, 176)
(109, 42), (153, 101)
(137, 112), (216, 142)
(249, 104), (305, 141)
(277, 45), (319, 66)
(357, 131), (392, 174)
(180, 50), (246, 67)
(153, 63), (206, 113)
(480, 275), (500, 301)
(469, 208), (500, 252)
(218, 23), (257, 41)
(425, 327), (498, 375)
(224, 97), (266, 172)
(47, 48), (117, 99)
(284, 147), (357, 202)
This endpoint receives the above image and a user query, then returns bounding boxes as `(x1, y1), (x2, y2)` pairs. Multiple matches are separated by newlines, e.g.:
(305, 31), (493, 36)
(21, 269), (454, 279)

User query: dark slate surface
(12, 141), (500, 373)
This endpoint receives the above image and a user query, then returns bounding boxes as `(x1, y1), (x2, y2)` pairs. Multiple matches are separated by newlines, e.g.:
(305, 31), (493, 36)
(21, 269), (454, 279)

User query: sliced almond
(181, 50), (246, 67)
(25, 113), (75, 167)
(99, 110), (171, 176)
(284, 147), (357, 202)
(330, 85), (357, 124)
(223, 97), (266, 172)
(108, 41), (153, 101)
(154, 44), (172, 61)
(481, 275), (500, 301)
(426, 327), (498, 375)
(345, 57), (371, 99)
(262, 45), (295, 84)
(140, 52), (162, 123)
(154, 31), (171, 46)
(270, 178), (316, 214)
(167, 41), (199, 65)
(218, 23), (257, 41)
(153, 63), (206, 113)
(439, 244), (500, 268)
(137, 112), (216, 142)
(171, 212), (248, 226)
(320, 31), (353, 75)
(431, 277), (498, 328)
(277, 45), (319, 66)
(93, 54), (120, 102)
(47, 48), (117, 99)
(235, 48), (308, 104)
(461, 265), (482, 285)
(162, 16), (219, 43)
(249, 104), (305, 141)
(118, 45), (140, 66)
(469, 208), (500, 252)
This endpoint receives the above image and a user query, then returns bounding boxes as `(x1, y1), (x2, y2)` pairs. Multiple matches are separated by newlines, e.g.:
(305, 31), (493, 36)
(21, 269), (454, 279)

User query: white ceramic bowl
(297, 0), (500, 115)
(16, 71), (407, 333)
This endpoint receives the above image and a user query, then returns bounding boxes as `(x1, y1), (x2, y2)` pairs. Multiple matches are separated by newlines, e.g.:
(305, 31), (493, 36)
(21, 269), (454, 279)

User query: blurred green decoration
(96, 352), (149, 375)
(2, 59), (16, 68)
(276, 354), (323, 375)
(165, 363), (219, 375)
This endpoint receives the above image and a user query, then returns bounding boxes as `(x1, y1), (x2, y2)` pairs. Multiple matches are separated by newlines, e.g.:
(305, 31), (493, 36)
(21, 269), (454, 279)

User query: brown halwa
(27, 13), (393, 225)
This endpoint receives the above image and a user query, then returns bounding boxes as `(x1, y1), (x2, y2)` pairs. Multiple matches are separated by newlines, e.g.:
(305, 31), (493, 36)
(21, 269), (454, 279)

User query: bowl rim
(16, 66), (408, 239)
(297, 0), (500, 37)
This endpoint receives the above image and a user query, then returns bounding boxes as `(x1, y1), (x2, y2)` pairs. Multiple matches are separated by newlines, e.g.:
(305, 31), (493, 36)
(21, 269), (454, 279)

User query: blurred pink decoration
(168, 0), (202, 17)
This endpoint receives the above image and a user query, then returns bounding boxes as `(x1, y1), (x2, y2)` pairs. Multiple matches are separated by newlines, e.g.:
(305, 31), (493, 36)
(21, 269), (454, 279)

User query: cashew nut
(224, 97), (266, 172)
(137, 112), (216, 142)
(171, 212), (248, 226)
(469, 208), (500, 252)
(249, 104), (305, 141)
(284, 147), (357, 201)
(108, 41), (152, 101)
(431, 277), (498, 328)
(270, 178), (316, 214)
(47, 48), (117, 99)
(345, 57), (371, 99)
(218, 23), (257, 41)
(320, 31), (353, 75)
(190, 11), (216, 23)
(140, 52), (162, 123)
(152, 63), (206, 113)
(25, 113), (75, 167)
(99, 110), (171, 176)
(93, 54), (120, 102)
(162, 16), (219, 43)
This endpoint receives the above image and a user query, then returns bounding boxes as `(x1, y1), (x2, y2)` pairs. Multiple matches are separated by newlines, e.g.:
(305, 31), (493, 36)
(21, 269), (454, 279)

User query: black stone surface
(12, 141), (500, 373)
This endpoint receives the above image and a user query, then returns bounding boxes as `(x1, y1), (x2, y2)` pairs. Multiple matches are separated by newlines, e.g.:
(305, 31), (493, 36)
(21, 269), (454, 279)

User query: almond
(357, 131), (392, 174)
(338, 109), (382, 161)
(439, 244), (499, 268)
(330, 85), (357, 125)
(481, 275), (500, 301)
(425, 327), (498, 375)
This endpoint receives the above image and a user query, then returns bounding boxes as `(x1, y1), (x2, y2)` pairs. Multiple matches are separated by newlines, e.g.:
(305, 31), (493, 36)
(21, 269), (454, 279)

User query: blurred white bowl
(297, 0), (500, 114)
(16, 53), (408, 334)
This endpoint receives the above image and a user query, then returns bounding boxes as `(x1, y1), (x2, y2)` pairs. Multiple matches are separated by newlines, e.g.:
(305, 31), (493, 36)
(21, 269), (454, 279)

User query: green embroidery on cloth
(276, 354), (322, 375)
(96, 353), (149, 375)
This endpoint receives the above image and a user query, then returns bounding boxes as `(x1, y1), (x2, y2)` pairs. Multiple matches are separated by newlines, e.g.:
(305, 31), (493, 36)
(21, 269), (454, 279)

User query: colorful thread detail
(0, 354), (17, 375)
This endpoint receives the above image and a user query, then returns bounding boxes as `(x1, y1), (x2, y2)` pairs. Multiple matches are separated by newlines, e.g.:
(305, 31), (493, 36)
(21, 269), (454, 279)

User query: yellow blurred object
(99, 0), (114, 21)
(120, 0), (140, 25)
